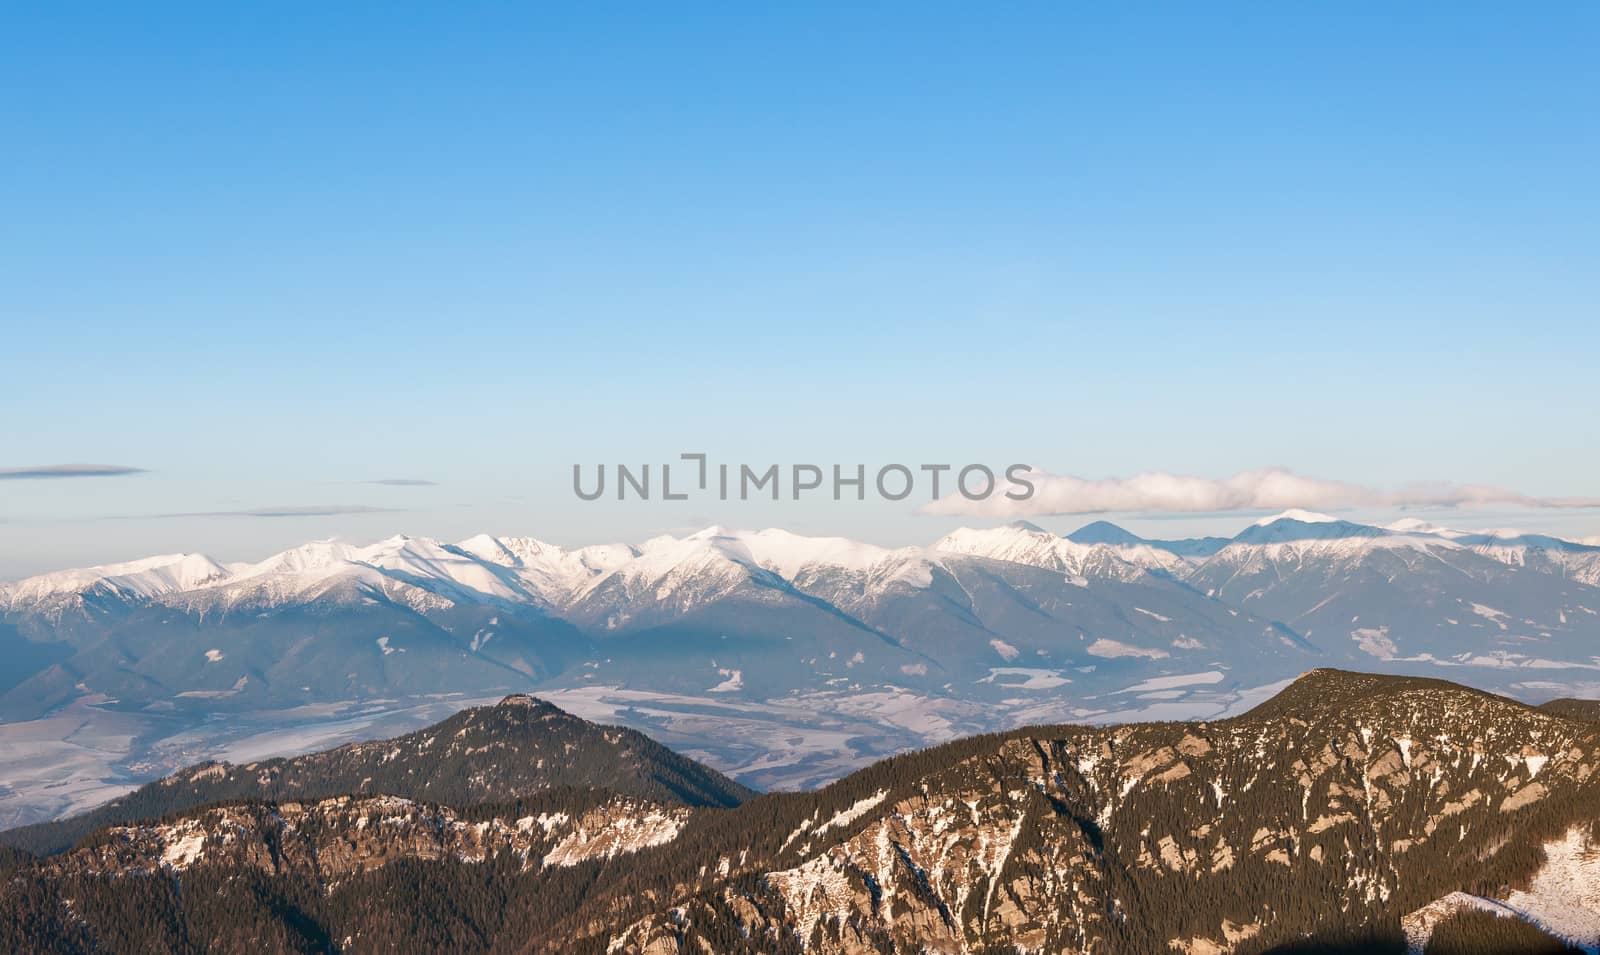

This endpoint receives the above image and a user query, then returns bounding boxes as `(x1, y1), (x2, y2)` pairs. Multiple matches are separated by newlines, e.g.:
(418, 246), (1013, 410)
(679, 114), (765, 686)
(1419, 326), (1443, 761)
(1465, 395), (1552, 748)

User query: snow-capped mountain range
(6, 510), (1600, 826)
(7, 510), (1600, 706)
(9, 510), (1599, 615)
(8, 511), (1600, 643)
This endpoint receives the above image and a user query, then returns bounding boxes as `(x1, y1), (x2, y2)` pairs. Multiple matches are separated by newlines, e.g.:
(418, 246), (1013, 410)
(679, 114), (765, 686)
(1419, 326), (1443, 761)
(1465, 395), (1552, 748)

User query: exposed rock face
(595, 671), (1600, 955)
(44, 792), (691, 886)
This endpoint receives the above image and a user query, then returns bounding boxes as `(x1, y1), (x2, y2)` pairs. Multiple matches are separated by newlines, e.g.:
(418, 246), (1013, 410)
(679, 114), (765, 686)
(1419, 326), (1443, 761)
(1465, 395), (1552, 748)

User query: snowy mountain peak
(1233, 513), (1385, 545)
(451, 534), (638, 605)
(613, 527), (923, 585)
(934, 524), (1160, 580)
(5, 552), (233, 608)
(1457, 528), (1597, 550)
(1479, 527), (1531, 539)
(238, 539), (362, 578)
(935, 523), (1055, 551)
(1250, 508), (1339, 526)
(740, 528), (905, 572)
(455, 533), (562, 566)
(1385, 517), (1440, 534)
(684, 524), (736, 542)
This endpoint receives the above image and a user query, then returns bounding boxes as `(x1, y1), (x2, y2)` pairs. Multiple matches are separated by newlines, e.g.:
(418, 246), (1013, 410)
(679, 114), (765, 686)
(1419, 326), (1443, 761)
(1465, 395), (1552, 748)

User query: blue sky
(2, 4), (1597, 576)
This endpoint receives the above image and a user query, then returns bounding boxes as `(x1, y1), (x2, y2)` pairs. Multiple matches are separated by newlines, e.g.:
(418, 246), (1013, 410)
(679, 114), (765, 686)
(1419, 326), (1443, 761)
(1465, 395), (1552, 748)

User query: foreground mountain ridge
(4, 670), (1599, 953)
(0, 693), (751, 857)
(593, 668), (1600, 954)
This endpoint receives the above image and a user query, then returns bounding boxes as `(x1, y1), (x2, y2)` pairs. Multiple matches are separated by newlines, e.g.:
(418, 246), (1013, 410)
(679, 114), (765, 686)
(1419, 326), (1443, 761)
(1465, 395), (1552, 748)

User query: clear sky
(2, 4), (1597, 577)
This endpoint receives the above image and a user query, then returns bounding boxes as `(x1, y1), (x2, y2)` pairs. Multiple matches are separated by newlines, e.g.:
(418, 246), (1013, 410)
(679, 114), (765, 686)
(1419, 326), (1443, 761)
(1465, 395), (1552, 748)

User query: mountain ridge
(0, 693), (752, 857)
(11, 513), (1600, 607)
(4, 670), (1599, 953)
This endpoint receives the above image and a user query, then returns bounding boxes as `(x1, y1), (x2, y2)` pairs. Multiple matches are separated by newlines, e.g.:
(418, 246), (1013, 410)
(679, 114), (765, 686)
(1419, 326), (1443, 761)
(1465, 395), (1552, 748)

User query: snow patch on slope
(1087, 638), (1170, 660)
(1403, 826), (1600, 952)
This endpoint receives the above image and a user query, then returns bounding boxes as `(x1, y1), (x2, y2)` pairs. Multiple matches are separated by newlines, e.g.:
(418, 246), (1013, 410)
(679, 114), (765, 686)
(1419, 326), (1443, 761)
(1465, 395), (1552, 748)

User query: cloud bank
(0, 464), (147, 480)
(161, 502), (400, 518)
(365, 478), (438, 487)
(923, 467), (1600, 518)
(119, 505), (402, 521)
(223, 505), (400, 519)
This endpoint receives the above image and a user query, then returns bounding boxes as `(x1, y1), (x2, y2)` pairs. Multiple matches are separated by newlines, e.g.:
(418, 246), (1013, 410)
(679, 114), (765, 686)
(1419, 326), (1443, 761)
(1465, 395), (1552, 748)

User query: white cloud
(923, 467), (1600, 518)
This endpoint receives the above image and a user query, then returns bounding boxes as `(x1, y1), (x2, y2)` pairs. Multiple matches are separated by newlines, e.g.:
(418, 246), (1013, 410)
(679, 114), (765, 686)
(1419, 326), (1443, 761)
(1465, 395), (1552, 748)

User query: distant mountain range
(4, 670), (1599, 953)
(5, 511), (1600, 826)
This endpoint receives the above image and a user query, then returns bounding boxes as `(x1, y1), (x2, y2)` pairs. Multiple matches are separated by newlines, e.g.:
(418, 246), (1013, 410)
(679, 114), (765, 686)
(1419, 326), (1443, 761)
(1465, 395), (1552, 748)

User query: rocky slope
(3, 671), (1599, 953)
(585, 670), (1600, 954)
(45, 790), (690, 882)
(0, 787), (698, 954)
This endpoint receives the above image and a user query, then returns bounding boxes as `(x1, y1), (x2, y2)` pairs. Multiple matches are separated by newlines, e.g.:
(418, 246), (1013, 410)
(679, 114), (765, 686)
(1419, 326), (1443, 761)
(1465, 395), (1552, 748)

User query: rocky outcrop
(44, 792), (691, 887)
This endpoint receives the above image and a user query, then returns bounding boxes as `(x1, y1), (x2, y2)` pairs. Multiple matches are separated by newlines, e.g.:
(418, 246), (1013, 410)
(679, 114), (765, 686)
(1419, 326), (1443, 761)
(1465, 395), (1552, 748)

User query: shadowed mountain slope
(1, 694), (752, 857)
